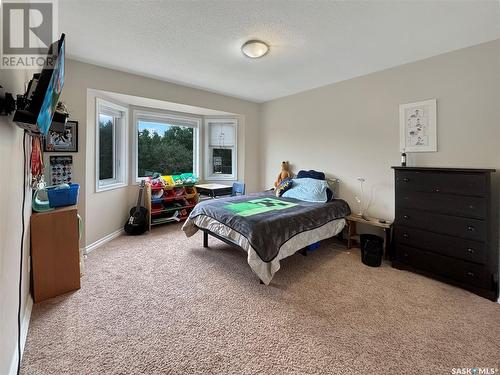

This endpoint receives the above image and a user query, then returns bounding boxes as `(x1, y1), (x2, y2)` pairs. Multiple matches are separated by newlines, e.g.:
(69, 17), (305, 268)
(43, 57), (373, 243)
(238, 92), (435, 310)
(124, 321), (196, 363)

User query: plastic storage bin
(184, 186), (197, 199)
(308, 242), (321, 251)
(161, 175), (175, 190)
(180, 173), (198, 186)
(47, 183), (80, 208)
(360, 234), (384, 267)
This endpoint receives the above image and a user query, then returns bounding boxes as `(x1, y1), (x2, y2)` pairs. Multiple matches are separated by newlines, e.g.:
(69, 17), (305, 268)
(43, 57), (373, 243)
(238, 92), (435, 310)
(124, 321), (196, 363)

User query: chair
(232, 182), (245, 196)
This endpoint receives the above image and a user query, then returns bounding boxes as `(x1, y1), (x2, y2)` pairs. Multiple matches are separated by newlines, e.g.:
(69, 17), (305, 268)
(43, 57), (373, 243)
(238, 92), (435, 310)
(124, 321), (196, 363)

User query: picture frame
(44, 120), (78, 152)
(399, 99), (437, 152)
(49, 155), (73, 185)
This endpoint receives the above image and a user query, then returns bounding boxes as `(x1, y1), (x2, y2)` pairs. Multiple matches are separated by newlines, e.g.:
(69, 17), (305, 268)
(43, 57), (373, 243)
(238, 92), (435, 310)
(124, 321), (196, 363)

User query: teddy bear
(274, 161), (292, 188)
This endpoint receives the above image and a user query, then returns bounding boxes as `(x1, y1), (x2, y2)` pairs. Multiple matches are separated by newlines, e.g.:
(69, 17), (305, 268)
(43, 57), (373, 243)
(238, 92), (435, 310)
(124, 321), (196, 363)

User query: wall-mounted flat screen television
(13, 34), (65, 136)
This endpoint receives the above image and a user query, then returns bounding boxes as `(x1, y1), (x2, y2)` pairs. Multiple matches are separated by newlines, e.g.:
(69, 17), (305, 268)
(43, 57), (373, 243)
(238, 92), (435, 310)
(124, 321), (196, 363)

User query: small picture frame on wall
(44, 121), (78, 152)
(49, 155), (73, 185)
(399, 99), (437, 152)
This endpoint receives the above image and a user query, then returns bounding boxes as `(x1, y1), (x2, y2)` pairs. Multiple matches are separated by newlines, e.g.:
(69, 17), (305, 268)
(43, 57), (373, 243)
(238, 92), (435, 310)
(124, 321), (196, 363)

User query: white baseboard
(8, 296), (33, 375)
(83, 228), (123, 255)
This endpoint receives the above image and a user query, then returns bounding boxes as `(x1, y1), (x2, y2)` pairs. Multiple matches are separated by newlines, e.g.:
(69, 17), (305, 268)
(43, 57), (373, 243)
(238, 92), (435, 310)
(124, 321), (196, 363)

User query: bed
(182, 191), (351, 284)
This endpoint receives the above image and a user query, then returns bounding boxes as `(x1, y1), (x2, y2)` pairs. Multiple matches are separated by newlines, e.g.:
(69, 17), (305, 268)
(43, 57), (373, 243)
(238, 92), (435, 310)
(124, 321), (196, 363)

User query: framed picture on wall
(44, 121), (78, 152)
(399, 99), (437, 152)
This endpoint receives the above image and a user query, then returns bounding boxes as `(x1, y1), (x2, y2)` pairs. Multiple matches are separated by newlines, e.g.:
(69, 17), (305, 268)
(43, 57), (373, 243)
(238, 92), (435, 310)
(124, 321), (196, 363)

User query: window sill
(96, 181), (127, 193)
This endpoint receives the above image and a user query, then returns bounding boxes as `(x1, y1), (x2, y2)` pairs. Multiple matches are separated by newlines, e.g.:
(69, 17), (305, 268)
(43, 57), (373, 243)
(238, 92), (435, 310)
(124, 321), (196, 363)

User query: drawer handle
(466, 226), (475, 232)
(467, 248), (475, 254)
(433, 187), (440, 193)
(403, 215), (410, 220)
(402, 178), (410, 182)
(466, 271), (475, 277)
(402, 233), (409, 239)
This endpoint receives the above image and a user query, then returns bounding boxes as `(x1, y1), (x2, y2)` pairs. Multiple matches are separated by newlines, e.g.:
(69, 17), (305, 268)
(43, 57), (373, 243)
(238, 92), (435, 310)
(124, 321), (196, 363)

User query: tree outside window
(137, 121), (194, 177)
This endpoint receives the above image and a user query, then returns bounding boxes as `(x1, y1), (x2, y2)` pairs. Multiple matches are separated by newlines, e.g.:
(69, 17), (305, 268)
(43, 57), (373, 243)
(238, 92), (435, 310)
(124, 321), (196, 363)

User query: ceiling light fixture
(241, 40), (269, 59)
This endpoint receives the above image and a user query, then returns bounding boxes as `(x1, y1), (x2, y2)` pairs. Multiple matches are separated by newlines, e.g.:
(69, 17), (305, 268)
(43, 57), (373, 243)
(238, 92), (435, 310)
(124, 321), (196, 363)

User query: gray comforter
(184, 192), (351, 262)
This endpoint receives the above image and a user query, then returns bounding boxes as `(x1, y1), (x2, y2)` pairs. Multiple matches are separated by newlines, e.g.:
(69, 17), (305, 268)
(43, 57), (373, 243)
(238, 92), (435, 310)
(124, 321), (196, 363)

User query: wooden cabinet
(30, 205), (81, 302)
(392, 167), (498, 301)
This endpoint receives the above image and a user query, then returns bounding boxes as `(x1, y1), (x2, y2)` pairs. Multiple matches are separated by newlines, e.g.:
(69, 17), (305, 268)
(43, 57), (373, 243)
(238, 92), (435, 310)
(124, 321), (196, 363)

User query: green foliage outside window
(99, 116), (114, 180)
(138, 125), (194, 177)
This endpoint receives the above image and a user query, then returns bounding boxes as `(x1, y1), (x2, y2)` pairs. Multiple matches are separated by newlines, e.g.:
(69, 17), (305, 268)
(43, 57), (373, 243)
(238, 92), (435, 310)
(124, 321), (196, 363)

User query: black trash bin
(360, 234), (384, 267)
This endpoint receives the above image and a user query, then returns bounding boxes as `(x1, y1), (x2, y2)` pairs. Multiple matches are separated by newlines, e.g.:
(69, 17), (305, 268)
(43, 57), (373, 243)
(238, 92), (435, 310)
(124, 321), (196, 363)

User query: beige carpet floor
(21, 224), (500, 374)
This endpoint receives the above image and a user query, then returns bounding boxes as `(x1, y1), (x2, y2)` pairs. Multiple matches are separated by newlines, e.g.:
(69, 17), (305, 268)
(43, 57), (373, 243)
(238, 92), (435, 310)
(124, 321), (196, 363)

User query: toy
(32, 178), (54, 213)
(148, 172), (166, 189)
(274, 161), (292, 188)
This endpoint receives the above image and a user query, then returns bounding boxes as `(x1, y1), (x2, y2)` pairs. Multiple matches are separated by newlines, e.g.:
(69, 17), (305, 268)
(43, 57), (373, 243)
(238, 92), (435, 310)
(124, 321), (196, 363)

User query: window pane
(137, 121), (194, 177)
(99, 114), (114, 180)
(212, 148), (232, 175)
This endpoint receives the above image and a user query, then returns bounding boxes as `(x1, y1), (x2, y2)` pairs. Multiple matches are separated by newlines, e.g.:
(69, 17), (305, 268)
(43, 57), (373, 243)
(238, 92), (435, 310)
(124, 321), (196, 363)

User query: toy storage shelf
(145, 181), (199, 230)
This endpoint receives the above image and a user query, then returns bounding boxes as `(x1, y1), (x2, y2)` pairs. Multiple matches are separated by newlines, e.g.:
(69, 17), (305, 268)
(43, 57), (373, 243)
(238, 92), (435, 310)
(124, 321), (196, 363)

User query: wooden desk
(30, 205), (81, 302)
(346, 214), (393, 259)
(195, 183), (233, 198)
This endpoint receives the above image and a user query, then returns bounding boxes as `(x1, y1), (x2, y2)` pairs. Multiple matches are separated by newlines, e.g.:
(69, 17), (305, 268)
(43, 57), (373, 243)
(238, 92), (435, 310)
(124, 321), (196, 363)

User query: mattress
(182, 192), (350, 283)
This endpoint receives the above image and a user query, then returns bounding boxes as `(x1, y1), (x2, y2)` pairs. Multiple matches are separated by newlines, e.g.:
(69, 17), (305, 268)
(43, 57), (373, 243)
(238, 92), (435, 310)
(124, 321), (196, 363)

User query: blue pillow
(275, 178), (293, 197)
(282, 178), (329, 203)
(297, 170), (335, 201)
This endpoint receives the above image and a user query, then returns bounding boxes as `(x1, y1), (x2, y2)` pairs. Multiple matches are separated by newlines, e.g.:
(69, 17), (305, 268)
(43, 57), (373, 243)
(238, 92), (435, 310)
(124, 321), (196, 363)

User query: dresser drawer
(395, 226), (486, 264)
(396, 170), (487, 197)
(396, 191), (486, 219)
(396, 245), (489, 288)
(395, 208), (486, 242)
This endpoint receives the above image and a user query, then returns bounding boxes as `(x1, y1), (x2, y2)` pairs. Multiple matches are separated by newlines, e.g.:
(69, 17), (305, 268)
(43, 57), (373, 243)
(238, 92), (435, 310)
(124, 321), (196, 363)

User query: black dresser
(392, 167), (498, 301)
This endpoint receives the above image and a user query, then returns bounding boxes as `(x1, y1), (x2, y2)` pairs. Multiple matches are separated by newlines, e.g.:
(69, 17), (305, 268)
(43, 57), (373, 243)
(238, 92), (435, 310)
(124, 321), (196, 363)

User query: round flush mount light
(241, 40), (269, 58)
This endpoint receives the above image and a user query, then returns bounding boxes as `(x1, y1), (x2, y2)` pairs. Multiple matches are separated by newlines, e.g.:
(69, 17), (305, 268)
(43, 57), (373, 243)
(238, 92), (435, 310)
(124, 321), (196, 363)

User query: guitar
(124, 181), (148, 235)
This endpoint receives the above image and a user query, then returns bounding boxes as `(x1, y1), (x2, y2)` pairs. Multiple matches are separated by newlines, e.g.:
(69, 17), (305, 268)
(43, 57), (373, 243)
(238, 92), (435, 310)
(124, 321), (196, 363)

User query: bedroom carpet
(21, 224), (500, 374)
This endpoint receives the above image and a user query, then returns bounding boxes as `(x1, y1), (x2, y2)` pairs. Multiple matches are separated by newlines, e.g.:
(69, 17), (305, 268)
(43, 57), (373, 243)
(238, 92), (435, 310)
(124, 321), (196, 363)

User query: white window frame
(95, 98), (128, 192)
(132, 109), (201, 184)
(204, 118), (238, 181)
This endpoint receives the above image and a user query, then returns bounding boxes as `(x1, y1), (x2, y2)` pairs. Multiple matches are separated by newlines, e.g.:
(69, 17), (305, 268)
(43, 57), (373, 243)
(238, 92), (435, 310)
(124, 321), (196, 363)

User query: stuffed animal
(274, 161), (292, 188)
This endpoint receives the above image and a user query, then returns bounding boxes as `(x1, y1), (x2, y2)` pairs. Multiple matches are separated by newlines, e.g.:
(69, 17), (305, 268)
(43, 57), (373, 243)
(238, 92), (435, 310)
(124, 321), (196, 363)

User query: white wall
(0, 69), (34, 375)
(60, 59), (261, 247)
(261, 40), (500, 225)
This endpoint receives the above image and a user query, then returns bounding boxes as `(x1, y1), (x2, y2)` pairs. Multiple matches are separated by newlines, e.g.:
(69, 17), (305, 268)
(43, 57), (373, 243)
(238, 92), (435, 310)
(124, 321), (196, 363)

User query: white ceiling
(59, 1), (500, 103)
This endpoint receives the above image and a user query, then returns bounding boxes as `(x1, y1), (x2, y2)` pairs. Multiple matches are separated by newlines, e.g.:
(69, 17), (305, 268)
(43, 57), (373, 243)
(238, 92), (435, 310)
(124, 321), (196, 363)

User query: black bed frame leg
(203, 231), (208, 248)
(259, 279), (264, 285)
(300, 248), (308, 257)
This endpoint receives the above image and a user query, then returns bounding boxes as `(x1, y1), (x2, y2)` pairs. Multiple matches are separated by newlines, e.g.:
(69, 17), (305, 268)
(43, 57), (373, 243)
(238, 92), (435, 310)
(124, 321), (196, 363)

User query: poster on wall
(399, 99), (437, 152)
(44, 121), (78, 152)
(50, 155), (73, 185)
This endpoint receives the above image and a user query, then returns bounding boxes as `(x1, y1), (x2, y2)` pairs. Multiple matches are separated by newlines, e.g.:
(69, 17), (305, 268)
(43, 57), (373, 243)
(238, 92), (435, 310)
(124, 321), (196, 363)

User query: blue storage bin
(308, 242), (321, 251)
(47, 183), (79, 208)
